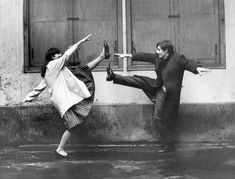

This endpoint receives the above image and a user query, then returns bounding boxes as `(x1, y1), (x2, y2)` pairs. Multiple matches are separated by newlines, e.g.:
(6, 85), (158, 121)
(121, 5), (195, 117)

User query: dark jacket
(132, 52), (198, 121)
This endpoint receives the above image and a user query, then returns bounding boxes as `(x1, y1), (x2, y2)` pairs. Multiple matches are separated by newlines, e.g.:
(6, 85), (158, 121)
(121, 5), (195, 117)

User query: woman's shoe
(104, 41), (111, 59)
(106, 63), (115, 81)
(55, 149), (68, 157)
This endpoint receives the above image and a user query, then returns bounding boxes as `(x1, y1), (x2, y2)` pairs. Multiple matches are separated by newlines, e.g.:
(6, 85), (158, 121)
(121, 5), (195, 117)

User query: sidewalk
(1, 143), (235, 179)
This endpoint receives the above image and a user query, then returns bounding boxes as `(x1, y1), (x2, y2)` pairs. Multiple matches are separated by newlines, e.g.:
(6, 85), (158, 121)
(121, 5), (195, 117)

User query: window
(24, 0), (122, 72)
(24, 0), (225, 73)
(128, 0), (225, 70)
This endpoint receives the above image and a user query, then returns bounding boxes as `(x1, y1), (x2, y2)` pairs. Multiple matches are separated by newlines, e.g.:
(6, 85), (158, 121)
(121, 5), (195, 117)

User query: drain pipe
(122, 0), (127, 73)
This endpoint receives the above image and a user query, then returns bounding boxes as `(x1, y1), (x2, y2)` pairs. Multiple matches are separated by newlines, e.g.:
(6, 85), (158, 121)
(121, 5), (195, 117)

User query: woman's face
(52, 53), (62, 60)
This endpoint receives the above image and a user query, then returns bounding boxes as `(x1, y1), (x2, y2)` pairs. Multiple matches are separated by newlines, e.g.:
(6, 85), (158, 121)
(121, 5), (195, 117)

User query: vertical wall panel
(130, 0), (172, 68)
(29, 0), (69, 66)
(72, 0), (119, 67)
(178, 0), (220, 63)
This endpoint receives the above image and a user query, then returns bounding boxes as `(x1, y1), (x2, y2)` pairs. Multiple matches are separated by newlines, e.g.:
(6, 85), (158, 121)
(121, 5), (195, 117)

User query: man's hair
(41, 47), (61, 77)
(156, 40), (174, 55)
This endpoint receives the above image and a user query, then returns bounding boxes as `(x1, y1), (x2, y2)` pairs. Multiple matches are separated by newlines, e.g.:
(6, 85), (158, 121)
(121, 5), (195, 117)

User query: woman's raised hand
(79, 34), (92, 43)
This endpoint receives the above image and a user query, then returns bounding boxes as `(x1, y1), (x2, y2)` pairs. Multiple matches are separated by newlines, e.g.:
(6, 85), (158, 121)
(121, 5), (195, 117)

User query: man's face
(156, 46), (168, 59)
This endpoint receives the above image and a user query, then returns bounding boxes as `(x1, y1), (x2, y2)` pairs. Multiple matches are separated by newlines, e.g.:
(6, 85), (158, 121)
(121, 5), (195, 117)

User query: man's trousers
(113, 74), (166, 120)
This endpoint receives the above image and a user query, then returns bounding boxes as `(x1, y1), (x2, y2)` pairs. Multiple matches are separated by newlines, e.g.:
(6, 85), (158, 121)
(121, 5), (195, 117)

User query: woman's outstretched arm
(23, 79), (47, 102)
(64, 34), (92, 60)
(49, 34), (92, 71)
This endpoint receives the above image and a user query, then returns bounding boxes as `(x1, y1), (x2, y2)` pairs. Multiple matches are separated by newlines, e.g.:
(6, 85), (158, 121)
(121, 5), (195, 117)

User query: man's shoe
(106, 63), (115, 81)
(158, 143), (176, 153)
(104, 41), (111, 59)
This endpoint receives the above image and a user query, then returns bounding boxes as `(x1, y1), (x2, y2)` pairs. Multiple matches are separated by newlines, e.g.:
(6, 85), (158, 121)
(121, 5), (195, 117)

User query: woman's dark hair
(156, 40), (174, 55)
(41, 47), (60, 77)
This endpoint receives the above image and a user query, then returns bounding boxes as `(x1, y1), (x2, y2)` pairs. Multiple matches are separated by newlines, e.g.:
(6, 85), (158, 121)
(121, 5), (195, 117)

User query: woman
(24, 34), (110, 157)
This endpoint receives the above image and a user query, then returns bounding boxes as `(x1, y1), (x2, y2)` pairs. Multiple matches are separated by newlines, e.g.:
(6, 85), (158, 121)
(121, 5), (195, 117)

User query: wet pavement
(1, 143), (235, 179)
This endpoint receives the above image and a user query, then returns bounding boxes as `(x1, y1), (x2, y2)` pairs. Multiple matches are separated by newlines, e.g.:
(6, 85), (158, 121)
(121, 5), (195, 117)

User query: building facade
(0, 0), (234, 145)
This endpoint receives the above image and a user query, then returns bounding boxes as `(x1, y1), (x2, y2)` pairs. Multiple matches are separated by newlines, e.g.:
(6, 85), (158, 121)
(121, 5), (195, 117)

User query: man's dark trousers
(113, 74), (167, 138)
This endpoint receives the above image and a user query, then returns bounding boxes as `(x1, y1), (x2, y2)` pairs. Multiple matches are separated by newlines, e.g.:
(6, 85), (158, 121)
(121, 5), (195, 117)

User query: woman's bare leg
(87, 41), (110, 70)
(56, 130), (71, 157)
(87, 47), (105, 70)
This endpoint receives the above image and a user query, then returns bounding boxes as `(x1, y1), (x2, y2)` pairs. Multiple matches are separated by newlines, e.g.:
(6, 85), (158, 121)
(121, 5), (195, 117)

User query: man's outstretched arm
(114, 53), (157, 64)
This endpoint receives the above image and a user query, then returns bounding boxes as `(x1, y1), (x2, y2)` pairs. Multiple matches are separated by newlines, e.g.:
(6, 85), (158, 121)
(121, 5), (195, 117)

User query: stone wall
(1, 103), (235, 146)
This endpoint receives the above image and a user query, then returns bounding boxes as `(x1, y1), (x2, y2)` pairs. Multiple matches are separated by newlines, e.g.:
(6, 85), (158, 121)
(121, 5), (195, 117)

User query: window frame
(23, 0), (226, 73)
(127, 0), (226, 71)
(23, 0), (123, 73)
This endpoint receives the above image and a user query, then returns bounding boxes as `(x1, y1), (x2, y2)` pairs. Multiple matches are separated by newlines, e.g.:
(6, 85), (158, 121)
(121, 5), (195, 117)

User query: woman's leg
(87, 42), (110, 70)
(56, 130), (71, 157)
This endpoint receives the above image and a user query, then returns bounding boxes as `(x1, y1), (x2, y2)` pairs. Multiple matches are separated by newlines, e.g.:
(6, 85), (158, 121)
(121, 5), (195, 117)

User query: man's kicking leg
(106, 64), (151, 89)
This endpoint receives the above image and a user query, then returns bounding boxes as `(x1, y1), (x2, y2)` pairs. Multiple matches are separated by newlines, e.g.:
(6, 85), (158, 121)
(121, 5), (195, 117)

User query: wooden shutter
(29, 0), (70, 67)
(129, 0), (173, 69)
(71, 0), (120, 68)
(129, 0), (225, 69)
(178, 0), (221, 65)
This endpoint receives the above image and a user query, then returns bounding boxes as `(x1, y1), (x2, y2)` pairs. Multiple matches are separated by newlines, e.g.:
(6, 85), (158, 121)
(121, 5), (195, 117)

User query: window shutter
(71, 0), (120, 68)
(178, 0), (221, 65)
(130, 0), (172, 69)
(29, 0), (70, 67)
(129, 0), (225, 69)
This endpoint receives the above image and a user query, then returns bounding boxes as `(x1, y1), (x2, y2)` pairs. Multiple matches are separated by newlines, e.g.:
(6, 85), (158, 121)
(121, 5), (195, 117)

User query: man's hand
(114, 53), (132, 59)
(196, 67), (211, 76)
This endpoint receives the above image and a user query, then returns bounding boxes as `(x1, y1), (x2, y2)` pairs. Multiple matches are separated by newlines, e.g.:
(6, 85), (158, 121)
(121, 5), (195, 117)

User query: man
(106, 40), (210, 143)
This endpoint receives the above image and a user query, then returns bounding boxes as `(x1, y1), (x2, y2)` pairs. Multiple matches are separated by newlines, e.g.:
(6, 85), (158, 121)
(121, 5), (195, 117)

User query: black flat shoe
(106, 63), (115, 81)
(104, 41), (111, 59)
